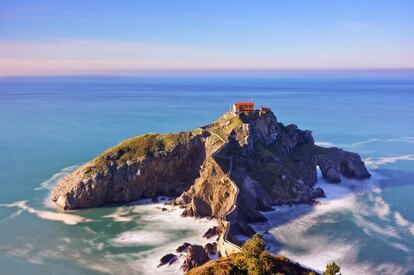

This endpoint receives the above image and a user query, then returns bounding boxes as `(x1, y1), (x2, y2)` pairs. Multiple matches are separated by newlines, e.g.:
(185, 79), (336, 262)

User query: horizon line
(1, 67), (414, 78)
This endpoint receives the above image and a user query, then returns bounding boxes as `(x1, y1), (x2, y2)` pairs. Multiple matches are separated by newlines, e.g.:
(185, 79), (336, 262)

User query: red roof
(234, 102), (254, 106)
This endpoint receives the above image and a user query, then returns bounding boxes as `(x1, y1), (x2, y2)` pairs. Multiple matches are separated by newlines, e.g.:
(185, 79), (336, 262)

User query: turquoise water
(0, 71), (414, 274)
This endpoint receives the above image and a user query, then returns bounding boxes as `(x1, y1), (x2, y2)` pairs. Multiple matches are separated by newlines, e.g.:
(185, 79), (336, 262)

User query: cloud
(1, 38), (414, 76)
(1, 39), (292, 75)
(0, 40), (201, 75)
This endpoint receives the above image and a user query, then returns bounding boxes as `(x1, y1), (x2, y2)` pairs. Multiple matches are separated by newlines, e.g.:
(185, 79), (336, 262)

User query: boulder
(158, 253), (178, 267)
(181, 245), (209, 272)
(203, 226), (219, 239)
(340, 151), (371, 179)
(176, 242), (191, 253)
(204, 242), (217, 255)
(312, 187), (326, 198)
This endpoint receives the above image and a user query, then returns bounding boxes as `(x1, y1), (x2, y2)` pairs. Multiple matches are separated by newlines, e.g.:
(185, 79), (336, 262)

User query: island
(51, 104), (370, 274)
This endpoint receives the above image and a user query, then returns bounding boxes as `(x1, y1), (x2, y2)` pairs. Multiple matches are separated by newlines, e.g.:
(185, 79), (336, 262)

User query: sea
(0, 70), (413, 275)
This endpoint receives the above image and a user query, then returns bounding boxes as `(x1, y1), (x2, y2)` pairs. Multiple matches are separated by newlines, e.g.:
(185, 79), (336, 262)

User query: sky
(0, 0), (413, 76)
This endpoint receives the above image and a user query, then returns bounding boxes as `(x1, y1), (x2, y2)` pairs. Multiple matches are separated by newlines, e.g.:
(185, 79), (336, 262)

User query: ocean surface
(0, 71), (413, 274)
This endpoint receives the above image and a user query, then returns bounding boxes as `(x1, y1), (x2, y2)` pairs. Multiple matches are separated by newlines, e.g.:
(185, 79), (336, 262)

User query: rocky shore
(51, 110), (370, 273)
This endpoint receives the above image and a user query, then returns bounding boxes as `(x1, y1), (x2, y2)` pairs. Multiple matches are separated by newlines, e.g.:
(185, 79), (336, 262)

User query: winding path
(202, 128), (242, 255)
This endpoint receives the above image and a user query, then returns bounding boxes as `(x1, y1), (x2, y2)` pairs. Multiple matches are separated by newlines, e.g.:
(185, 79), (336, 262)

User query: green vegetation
(231, 234), (275, 275)
(206, 114), (243, 142)
(323, 262), (341, 275)
(186, 234), (317, 275)
(84, 131), (193, 176)
(229, 234), (316, 275)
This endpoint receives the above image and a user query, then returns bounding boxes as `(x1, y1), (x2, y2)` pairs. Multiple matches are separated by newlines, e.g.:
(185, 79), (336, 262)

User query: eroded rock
(181, 245), (209, 272)
(204, 242), (217, 255)
(158, 253), (177, 267)
(203, 226), (219, 239)
(176, 242), (191, 253)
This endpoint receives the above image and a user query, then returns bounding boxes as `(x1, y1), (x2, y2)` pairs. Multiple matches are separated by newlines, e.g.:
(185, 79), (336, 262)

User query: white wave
(34, 164), (79, 209)
(35, 165), (78, 191)
(394, 212), (414, 236)
(4, 201), (217, 275)
(353, 213), (401, 240)
(389, 242), (410, 253)
(104, 202), (217, 274)
(103, 207), (136, 222)
(315, 141), (337, 147)
(0, 200), (92, 225)
(315, 136), (414, 150)
(112, 231), (170, 246)
(371, 189), (391, 220)
(364, 154), (414, 169)
(251, 172), (414, 275)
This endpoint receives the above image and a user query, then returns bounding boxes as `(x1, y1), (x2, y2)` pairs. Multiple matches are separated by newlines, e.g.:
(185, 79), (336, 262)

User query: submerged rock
(158, 253), (178, 267)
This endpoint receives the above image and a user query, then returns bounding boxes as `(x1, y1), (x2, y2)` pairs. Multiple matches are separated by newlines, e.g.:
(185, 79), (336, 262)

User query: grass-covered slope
(84, 131), (195, 176)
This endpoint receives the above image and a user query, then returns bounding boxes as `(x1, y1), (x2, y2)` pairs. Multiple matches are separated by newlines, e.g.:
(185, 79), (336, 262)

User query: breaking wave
(364, 154), (414, 169)
(0, 200), (92, 225)
(2, 200), (217, 275)
(316, 136), (414, 149)
(34, 164), (79, 208)
(35, 165), (79, 191)
(251, 171), (413, 275)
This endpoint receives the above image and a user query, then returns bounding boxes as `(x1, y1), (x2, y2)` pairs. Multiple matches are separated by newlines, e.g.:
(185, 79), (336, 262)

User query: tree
(232, 234), (276, 275)
(323, 262), (341, 275)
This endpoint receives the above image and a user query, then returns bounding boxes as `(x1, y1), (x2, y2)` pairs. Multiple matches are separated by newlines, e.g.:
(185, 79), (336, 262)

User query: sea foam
(0, 200), (92, 225)
(251, 171), (412, 275)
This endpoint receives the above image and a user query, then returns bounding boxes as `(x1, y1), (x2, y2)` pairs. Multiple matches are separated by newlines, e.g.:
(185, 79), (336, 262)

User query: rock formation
(51, 109), (370, 255)
(158, 253), (178, 267)
(181, 244), (209, 272)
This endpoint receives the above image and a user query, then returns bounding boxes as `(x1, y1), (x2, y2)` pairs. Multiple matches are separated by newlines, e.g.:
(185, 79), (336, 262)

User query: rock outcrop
(181, 244), (210, 272)
(51, 131), (207, 209)
(52, 110), (370, 250)
(204, 242), (217, 255)
(176, 242), (191, 253)
(158, 253), (178, 267)
(203, 226), (220, 239)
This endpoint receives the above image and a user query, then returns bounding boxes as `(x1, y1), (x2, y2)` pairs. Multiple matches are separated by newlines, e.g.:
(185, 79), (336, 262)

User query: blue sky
(0, 0), (413, 75)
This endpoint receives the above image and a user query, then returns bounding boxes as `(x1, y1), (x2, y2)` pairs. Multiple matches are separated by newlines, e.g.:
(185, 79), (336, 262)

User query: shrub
(323, 262), (341, 275)
(232, 234), (276, 275)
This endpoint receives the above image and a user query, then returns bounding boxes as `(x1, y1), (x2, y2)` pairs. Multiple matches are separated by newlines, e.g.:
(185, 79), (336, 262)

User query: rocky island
(51, 107), (370, 274)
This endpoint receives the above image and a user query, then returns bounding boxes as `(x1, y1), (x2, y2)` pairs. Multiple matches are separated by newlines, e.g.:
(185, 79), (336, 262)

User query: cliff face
(51, 131), (207, 209)
(51, 110), (370, 241)
(170, 111), (370, 243)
